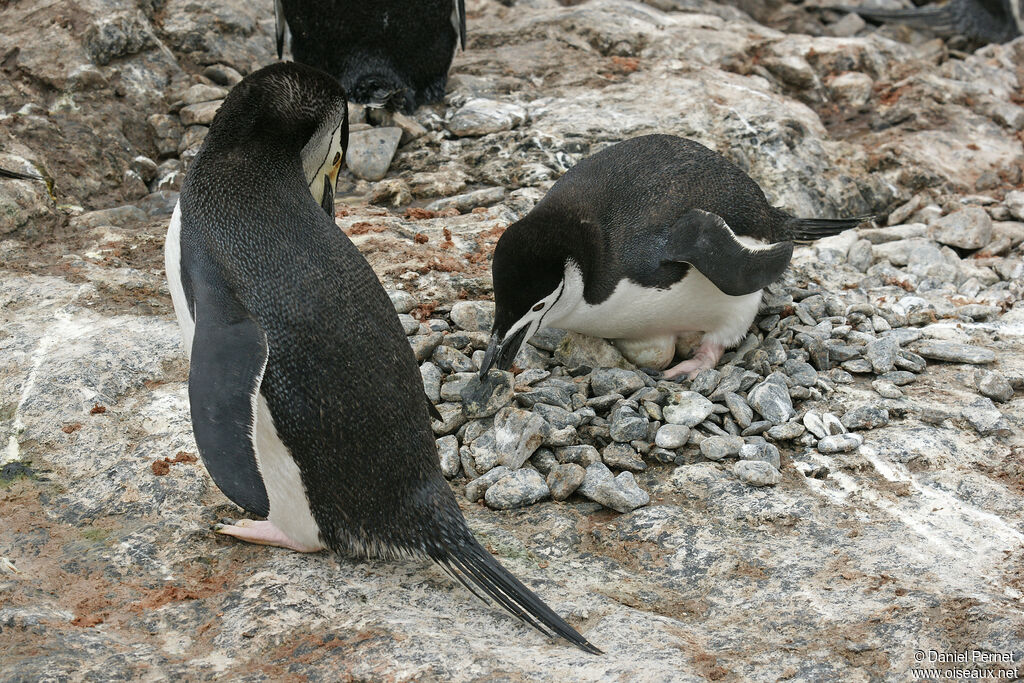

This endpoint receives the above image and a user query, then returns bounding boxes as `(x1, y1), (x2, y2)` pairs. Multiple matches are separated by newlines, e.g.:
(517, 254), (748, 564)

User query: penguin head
(480, 223), (567, 378)
(202, 62), (348, 216)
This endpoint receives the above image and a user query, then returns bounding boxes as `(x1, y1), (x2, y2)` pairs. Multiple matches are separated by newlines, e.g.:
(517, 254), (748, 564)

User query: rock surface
(2, 0), (1024, 680)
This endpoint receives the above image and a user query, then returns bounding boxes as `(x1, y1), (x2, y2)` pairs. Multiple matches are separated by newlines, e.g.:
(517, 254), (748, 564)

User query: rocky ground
(2, 0), (1023, 680)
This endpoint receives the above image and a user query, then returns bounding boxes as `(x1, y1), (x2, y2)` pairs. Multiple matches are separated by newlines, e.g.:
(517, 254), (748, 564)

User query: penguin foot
(214, 519), (322, 552)
(661, 341), (724, 380)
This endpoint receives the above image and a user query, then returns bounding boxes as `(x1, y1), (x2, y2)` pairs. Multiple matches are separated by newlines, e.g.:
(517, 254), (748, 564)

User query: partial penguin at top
(164, 61), (598, 654)
(830, 0), (1022, 44)
(274, 0), (466, 113)
(480, 134), (871, 381)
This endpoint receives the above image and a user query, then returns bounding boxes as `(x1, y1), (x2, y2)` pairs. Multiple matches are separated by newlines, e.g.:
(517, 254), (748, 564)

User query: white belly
(254, 396), (324, 551)
(164, 202), (196, 357)
(547, 264), (762, 349)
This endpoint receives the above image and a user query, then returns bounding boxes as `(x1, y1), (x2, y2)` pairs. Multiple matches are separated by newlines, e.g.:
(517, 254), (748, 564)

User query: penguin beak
(479, 327), (529, 379)
(320, 175), (334, 217)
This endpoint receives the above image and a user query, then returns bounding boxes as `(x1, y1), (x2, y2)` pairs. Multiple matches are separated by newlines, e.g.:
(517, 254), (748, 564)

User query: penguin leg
(661, 340), (724, 380)
(214, 519), (322, 552)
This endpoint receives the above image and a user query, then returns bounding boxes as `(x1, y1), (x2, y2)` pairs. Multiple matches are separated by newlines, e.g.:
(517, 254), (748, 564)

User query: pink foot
(214, 519), (322, 553)
(662, 341), (725, 380)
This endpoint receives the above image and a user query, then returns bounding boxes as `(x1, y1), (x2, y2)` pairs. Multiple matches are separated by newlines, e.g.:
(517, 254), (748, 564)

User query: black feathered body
(280, 0), (462, 112)
(836, 0), (1021, 44)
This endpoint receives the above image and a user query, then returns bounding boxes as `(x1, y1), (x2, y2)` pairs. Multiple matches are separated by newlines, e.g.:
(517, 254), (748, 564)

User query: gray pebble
(436, 435), (461, 478)
(740, 420), (772, 436)
(485, 469), (550, 510)
(865, 337), (900, 374)
(494, 407), (548, 469)
(409, 332), (444, 362)
(654, 423), (690, 449)
(577, 463), (650, 513)
(872, 379), (903, 398)
(420, 362), (442, 403)
(547, 463), (586, 501)
(723, 393), (753, 429)
(397, 313), (421, 335)
(514, 368), (550, 389)
(842, 358), (874, 374)
(434, 345), (475, 373)
(699, 435), (744, 461)
(461, 371), (514, 418)
(529, 448), (559, 475)
(440, 372), (476, 402)
(739, 442), (781, 469)
(449, 300), (495, 332)
(962, 397), (1012, 436)
(590, 367), (645, 397)
(554, 444), (602, 467)
(747, 379), (794, 425)
(895, 350), (928, 373)
(784, 360), (818, 387)
(689, 368), (721, 396)
(928, 206), (992, 250)
(663, 391), (715, 427)
(543, 426), (579, 448)
(976, 370), (1014, 402)
(817, 433), (863, 454)
(880, 370), (916, 386)
(387, 289), (417, 313)
(431, 403), (467, 436)
(602, 443), (646, 472)
(841, 406), (890, 431)
(465, 466), (511, 502)
(732, 460), (782, 487)
(347, 126), (402, 181)
(609, 404), (649, 442)
(911, 341), (994, 365)
(766, 422), (805, 441)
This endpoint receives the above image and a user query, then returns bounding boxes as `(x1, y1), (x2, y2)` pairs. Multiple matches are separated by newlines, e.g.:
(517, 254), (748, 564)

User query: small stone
(1006, 190), (1024, 220)
(147, 114), (182, 157)
(485, 469), (550, 510)
(817, 433), (863, 454)
(962, 398), (1011, 436)
(766, 422), (805, 441)
(847, 238), (874, 272)
(865, 337), (900, 374)
(426, 187), (505, 213)
(654, 424), (690, 449)
(494, 407), (548, 469)
(577, 463), (650, 513)
(723, 393), (754, 429)
(895, 350), (928, 373)
(929, 207), (993, 250)
(178, 100), (222, 126)
(663, 391), (714, 427)
(739, 442), (781, 469)
(976, 370), (1014, 403)
(732, 460), (782, 487)
(842, 358), (874, 374)
(465, 466), (511, 502)
(880, 371), (916, 386)
(802, 412), (827, 439)
(689, 369), (721, 396)
(554, 332), (632, 370)
(547, 463), (586, 501)
(609, 404), (648, 443)
(420, 362), (442, 403)
(409, 332), (444, 362)
(388, 290), (417, 313)
(448, 98), (527, 137)
(783, 360), (818, 387)
(911, 341), (994, 365)
(461, 372), (514, 418)
(699, 435), (744, 461)
(554, 445), (602, 467)
(182, 83), (229, 105)
(544, 426), (580, 448)
(530, 448), (559, 475)
(746, 379), (794, 425)
(602, 443), (646, 472)
(841, 406), (890, 431)
(590, 368), (645, 397)
(449, 301), (495, 332)
(436, 435), (461, 478)
(397, 313), (421, 335)
(827, 71), (873, 106)
(203, 64), (243, 86)
(347, 127), (403, 181)
(433, 345), (475, 374)
(872, 379), (903, 399)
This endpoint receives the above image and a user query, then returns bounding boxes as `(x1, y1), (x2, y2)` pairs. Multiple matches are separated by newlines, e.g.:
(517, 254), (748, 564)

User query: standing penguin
(480, 135), (869, 381)
(163, 62), (598, 654)
(829, 0), (1021, 44)
(274, 0), (465, 112)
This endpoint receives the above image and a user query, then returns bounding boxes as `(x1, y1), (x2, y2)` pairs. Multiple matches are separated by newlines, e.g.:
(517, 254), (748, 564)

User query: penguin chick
(274, 0), (466, 113)
(480, 134), (870, 381)
(828, 0), (1021, 44)
(164, 62), (598, 654)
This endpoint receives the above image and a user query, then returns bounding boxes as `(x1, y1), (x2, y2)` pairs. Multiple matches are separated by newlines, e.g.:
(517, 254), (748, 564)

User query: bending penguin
(829, 0), (1021, 44)
(274, 0), (466, 112)
(480, 134), (870, 381)
(164, 62), (599, 654)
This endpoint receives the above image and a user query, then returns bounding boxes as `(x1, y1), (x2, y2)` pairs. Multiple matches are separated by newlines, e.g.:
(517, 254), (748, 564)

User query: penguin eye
(532, 303), (544, 312)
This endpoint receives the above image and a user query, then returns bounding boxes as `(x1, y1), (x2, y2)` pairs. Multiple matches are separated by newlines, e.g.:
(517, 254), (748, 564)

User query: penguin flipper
(457, 0), (467, 50)
(274, 0), (286, 59)
(188, 275), (271, 517)
(662, 209), (793, 297)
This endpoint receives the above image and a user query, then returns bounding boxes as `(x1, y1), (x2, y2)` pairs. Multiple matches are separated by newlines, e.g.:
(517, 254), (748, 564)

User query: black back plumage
(830, 0), (1021, 44)
(278, 0), (465, 112)
(177, 62), (597, 653)
(492, 134), (863, 336)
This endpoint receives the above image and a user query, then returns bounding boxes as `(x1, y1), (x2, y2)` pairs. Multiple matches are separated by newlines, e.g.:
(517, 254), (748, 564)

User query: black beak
(479, 327), (529, 379)
(321, 175), (334, 217)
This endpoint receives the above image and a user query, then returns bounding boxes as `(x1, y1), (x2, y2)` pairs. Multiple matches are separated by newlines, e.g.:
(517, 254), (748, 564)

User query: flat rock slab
(347, 127), (403, 181)
(911, 341), (995, 364)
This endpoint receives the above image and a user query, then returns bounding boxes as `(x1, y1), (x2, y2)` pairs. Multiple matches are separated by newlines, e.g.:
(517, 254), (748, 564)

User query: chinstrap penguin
(829, 0), (1022, 44)
(164, 62), (598, 654)
(480, 134), (870, 381)
(274, 0), (466, 113)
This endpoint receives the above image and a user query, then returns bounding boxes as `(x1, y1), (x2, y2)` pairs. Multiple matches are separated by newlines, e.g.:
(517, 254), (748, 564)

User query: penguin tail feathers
(788, 216), (873, 244)
(824, 5), (955, 33)
(430, 535), (603, 655)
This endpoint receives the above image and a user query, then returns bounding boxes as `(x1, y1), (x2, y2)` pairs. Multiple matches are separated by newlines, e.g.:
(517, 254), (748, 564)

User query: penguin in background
(479, 134), (870, 381)
(829, 0), (1021, 44)
(164, 62), (598, 654)
(274, 0), (466, 113)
